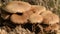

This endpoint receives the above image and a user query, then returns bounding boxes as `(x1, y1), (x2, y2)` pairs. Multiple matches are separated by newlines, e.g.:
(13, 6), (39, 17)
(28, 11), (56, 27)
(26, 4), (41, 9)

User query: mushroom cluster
(1, 1), (59, 34)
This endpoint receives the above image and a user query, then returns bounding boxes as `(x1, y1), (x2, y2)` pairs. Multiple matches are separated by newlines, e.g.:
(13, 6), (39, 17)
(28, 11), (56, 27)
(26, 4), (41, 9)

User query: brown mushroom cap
(29, 14), (43, 24)
(31, 5), (46, 14)
(41, 11), (59, 25)
(10, 14), (28, 24)
(51, 24), (59, 31)
(5, 1), (31, 13)
(44, 24), (59, 32)
(44, 26), (52, 32)
(41, 10), (52, 15)
(23, 10), (34, 18)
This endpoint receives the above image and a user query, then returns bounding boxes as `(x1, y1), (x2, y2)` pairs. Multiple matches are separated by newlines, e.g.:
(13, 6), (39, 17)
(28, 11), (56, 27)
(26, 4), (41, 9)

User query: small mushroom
(44, 24), (59, 32)
(29, 14), (43, 24)
(51, 24), (59, 31)
(5, 1), (31, 13)
(44, 25), (52, 32)
(28, 13), (43, 32)
(41, 10), (59, 25)
(41, 10), (52, 15)
(31, 5), (46, 14)
(10, 14), (28, 24)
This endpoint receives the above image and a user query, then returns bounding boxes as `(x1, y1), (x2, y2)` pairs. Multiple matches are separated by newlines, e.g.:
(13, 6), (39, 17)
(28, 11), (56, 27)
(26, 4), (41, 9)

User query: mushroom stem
(32, 24), (36, 32)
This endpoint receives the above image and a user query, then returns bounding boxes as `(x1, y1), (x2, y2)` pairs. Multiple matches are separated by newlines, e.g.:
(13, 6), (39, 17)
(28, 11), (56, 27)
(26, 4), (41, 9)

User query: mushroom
(31, 5), (46, 14)
(10, 10), (34, 24)
(10, 14), (28, 24)
(44, 24), (59, 33)
(40, 10), (53, 15)
(5, 1), (31, 13)
(28, 13), (43, 32)
(44, 25), (52, 32)
(51, 24), (59, 32)
(29, 13), (43, 24)
(41, 10), (59, 25)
